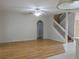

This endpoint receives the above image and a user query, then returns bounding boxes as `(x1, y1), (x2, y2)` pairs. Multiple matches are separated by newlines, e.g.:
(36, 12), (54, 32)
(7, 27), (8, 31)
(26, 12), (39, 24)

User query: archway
(37, 20), (43, 40)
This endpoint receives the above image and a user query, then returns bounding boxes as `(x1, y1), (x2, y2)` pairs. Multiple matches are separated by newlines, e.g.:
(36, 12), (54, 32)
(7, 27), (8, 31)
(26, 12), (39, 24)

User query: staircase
(53, 13), (73, 42)
(53, 13), (66, 39)
(54, 13), (66, 29)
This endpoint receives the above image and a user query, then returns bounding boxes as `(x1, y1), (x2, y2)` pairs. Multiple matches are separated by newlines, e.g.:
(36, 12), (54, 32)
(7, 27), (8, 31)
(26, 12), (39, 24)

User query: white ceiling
(0, 0), (65, 14)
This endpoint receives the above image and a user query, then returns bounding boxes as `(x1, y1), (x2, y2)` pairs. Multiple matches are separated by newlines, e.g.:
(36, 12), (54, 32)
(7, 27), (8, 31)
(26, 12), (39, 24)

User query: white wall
(0, 12), (2, 39)
(74, 13), (79, 37)
(74, 20), (79, 37)
(74, 13), (79, 59)
(0, 12), (52, 43)
(0, 12), (4, 41)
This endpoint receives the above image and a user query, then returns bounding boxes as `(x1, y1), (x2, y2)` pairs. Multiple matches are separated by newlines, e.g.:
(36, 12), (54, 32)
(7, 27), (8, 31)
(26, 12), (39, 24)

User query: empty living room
(0, 0), (79, 59)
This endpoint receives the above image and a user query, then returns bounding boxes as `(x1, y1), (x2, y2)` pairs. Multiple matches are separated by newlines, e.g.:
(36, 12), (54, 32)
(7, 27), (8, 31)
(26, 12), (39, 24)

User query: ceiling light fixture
(33, 8), (43, 16)
(57, 0), (79, 9)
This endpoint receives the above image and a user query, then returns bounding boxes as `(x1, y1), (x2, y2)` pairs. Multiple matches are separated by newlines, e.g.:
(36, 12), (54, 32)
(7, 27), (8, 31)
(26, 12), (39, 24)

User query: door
(37, 20), (43, 39)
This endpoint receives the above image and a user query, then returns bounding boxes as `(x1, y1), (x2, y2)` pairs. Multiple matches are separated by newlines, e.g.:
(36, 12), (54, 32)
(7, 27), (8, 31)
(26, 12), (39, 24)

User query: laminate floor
(0, 39), (64, 59)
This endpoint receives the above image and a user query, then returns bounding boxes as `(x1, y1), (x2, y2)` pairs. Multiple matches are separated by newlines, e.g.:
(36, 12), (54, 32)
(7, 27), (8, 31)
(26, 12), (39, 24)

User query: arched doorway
(37, 20), (43, 40)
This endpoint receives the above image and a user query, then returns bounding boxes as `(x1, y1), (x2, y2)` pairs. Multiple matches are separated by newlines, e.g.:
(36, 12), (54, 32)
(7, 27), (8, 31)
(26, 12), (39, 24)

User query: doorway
(37, 20), (43, 40)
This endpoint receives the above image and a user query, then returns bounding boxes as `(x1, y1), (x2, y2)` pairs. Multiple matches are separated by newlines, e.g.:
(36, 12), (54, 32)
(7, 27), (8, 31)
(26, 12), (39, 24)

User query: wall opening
(37, 20), (43, 40)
